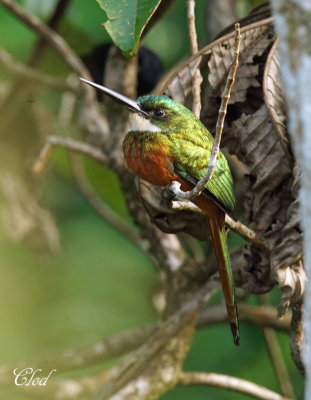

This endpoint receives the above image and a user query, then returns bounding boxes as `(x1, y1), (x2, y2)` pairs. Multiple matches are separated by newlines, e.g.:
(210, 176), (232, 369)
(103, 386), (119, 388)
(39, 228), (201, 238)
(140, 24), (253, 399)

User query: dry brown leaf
(163, 18), (274, 108)
(150, 15), (304, 310)
(208, 23), (274, 105)
(276, 260), (306, 317)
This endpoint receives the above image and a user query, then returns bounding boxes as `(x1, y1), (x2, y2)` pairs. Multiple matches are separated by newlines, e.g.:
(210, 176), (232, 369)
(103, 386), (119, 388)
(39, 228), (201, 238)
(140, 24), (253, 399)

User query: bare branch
(0, 46), (79, 93)
(178, 371), (290, 400)
(0, 301), (290, 389)
(169, 23), (241, 201)
(32, 136), (108, 175)
(225, 215), (271, 252)
(186, 0), (199, 54)
(186, 0), (203, 118)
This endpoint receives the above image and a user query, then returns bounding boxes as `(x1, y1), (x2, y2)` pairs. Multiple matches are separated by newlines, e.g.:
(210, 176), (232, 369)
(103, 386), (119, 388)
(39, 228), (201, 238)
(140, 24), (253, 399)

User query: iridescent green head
(131, 95), (202, 132)
(78, 78), (204, 133)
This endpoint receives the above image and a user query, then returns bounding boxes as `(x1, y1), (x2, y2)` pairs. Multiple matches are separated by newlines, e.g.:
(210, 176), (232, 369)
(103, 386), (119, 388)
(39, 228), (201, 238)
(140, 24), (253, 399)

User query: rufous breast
(123, 134), (176, 187)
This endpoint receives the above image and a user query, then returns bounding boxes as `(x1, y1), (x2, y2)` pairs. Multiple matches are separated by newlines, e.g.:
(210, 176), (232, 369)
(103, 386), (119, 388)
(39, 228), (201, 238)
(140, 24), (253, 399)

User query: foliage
(95, 0), (161, 58)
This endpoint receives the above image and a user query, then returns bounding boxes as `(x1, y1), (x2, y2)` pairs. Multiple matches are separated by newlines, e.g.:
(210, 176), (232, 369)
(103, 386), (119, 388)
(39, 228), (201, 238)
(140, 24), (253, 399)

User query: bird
(80, 78), (240, 345)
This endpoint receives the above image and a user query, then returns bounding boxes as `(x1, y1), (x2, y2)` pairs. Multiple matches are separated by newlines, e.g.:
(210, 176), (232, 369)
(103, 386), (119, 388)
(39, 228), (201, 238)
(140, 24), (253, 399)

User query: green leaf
(96, 0), (161, 58)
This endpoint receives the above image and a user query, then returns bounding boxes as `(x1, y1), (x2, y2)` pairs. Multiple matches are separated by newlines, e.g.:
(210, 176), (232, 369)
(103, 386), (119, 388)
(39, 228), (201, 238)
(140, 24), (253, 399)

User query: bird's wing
(172, 139), (236, 218)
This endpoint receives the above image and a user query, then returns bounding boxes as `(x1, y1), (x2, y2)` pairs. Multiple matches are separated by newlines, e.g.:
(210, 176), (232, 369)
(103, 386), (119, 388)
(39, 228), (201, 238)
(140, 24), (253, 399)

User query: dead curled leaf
(140, 16), (305, 311)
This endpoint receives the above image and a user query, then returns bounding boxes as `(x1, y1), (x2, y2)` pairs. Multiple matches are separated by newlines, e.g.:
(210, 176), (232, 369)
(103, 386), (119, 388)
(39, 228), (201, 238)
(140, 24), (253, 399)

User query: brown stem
(225, 215), (271, 252)
(186, 0), (203, 118)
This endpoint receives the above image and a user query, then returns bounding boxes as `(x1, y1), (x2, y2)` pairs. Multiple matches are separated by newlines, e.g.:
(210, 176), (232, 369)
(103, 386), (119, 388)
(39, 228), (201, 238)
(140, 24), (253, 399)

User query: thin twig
(225, 215), (271, 252)
(169, 23), (241, 200)
(178, 371), (290, 400)
(70, 154), (148, 251)
(186, 0), (203, 118)
(0, 46), (79, 93)
(32, 136), (108, 174)
(170, 200), (270, 251)
(187, 0), (199, 58)
(259, 295), (296, 399)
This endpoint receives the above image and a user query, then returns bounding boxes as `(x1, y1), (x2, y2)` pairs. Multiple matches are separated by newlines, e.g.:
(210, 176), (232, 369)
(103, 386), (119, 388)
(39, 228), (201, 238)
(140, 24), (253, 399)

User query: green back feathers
(170, 125), (235, 218)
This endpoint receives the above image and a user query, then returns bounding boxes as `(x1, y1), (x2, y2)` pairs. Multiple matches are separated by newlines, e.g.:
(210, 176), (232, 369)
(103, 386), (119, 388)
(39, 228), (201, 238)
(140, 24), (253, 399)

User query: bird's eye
(154, 108), (165, 117)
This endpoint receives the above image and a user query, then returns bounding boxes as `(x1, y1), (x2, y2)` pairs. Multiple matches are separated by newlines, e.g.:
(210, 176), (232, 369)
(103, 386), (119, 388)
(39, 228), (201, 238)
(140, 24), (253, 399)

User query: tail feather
(208, 217), (240, 346)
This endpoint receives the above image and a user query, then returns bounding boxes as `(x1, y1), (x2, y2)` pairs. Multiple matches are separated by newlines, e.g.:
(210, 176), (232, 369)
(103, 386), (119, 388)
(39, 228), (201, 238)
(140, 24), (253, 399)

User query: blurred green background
(0, 0), (304, 399)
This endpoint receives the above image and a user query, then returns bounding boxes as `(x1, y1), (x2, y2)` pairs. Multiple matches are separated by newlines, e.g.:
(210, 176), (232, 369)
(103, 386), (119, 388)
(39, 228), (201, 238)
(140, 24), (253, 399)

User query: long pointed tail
(208, 217), (240, 346)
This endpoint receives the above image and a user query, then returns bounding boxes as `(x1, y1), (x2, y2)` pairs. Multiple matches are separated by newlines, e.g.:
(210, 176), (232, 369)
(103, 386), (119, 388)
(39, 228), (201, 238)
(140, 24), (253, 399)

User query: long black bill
(79, 78), (150, 119)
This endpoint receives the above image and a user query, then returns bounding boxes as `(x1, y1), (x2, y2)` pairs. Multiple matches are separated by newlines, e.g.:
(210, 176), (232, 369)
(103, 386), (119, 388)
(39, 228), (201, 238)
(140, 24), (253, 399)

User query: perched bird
(80, 78), (240, 345)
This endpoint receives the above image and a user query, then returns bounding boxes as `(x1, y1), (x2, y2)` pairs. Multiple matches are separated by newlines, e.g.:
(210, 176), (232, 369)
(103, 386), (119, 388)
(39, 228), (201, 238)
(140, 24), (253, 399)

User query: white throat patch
(129, 113), (161, 132)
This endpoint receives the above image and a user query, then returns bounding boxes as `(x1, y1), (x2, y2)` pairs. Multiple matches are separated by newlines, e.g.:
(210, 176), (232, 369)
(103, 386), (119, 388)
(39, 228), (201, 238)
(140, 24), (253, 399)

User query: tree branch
(170, 200), (271, 251)
(0, 301), (290, 388)
(0, 322), (158, 386)
(178, 371), (290, 400)
(225, 215), (271, 252)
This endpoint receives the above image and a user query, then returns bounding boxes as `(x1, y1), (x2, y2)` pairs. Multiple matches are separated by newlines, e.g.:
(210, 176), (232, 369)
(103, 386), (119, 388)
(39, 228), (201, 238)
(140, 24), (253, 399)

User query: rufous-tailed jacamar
(80, 78), (240, 345)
